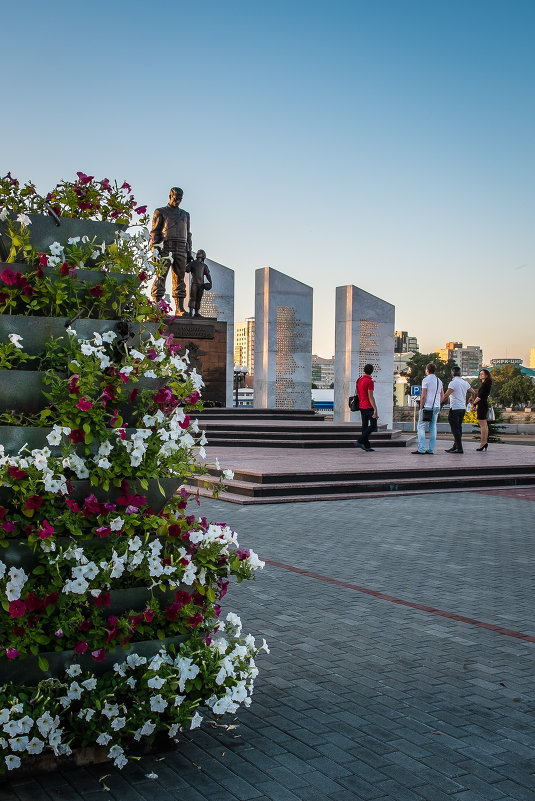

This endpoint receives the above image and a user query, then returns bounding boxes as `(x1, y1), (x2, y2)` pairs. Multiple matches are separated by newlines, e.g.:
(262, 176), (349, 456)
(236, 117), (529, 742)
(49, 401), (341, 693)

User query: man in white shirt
(412, 362), (444, 455)
(442, 367), (475, 454)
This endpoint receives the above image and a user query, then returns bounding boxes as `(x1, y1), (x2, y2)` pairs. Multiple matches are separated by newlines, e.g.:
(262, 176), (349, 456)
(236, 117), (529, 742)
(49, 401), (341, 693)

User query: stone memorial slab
(334, 285), (395, 427)
(254, 267), (313, 409)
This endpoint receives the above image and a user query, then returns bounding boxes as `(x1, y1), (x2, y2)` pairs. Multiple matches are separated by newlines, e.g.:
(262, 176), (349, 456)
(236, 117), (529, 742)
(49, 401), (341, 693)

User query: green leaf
(139, 478), (148, 490)
(38, 656), (49, 672)
(32, 565), (46, 575)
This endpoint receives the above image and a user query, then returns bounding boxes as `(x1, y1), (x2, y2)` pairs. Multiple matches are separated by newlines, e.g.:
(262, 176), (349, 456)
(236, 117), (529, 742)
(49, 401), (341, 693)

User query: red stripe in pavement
(264, 559), (535, 643)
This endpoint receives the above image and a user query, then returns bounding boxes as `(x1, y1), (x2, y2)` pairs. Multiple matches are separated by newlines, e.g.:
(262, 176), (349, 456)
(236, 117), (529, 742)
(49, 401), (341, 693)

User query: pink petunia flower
(90, 648), (106, 662)
(6, 648), (20, 660)
(76, 397), (93, 411)
(25, 495), (43, 510)
(0, 268), (16, 285)
(8, 465), (27, 479)
(74, 641), (88, 654)
(76, 171), (94, 185)
(38, 519), (55, 539)
(9, 600), (27, 618)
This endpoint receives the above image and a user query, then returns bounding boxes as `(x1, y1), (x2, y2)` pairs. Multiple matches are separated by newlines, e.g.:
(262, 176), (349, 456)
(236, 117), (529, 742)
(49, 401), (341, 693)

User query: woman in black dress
(473, 368), (492, 451)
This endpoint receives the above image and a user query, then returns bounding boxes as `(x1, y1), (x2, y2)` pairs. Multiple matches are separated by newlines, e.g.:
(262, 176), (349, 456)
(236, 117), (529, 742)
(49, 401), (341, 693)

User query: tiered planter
(0, 204), (264, 779)
(0, 218), (185, 730)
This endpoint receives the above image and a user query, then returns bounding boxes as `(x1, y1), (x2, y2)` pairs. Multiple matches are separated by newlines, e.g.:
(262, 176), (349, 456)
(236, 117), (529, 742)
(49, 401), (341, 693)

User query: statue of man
(150, 187), (192, 315)
(186, 249), (212, 318)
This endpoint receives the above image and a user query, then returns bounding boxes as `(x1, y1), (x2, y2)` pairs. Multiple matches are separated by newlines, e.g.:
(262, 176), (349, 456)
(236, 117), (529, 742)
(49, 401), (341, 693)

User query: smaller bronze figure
(150, 187), (192, 316)
(186, 249), (212, 318)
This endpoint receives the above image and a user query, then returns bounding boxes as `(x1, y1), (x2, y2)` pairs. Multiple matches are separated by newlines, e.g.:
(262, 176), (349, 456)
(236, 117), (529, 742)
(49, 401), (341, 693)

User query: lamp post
(233, 365), (248, 408)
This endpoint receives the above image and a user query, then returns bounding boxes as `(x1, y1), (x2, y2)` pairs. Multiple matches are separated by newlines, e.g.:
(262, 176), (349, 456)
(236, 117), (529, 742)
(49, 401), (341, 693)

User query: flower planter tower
(0, 172), (265, 776)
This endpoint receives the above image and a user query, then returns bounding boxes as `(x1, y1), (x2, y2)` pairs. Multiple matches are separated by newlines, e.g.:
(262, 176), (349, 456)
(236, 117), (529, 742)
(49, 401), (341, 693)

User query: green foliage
(482, 365), (535, 407)
(402, 352), (458, 388)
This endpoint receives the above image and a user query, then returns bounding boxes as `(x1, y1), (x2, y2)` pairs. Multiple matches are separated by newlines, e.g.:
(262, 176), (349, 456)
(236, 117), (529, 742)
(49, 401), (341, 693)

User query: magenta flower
(78, 202), (94, 211)
(9, 600), (27, 618)
(187, 613), (203, 628)
(25, 495), (43, 511)
(76, 397), (93, 411)
(89, 285), (103, 297)
(69, 428), (85, 444)
(74, 641), (88, 654)
(144, 607), (155, 623)
(175, 590), (192, 607)
(118, 371), (130, 384)
(38, 519), (55, 539)
(94, 591), (111, 608)
(39, 253), (48, 267)
(1, 268), (17, 286)
(129, 388), (139, 403)
(121, 181), (131, 191)
(25, 592), (43, 611)
(69, 375), (81, 394)
(54, 629), (64, 638)
(95, 526), (111, 538)
(6, 648), (20, 660)
(135, 205), (147, 214)
(2, 521), (17, 533)
(100, 178), (112, 191)
(8, 465), (27, 479)
(76, 171), (94, 185)
(65, 498), (80, 514)
(43, 592), (59, 608)
(90, 648), (106, 662)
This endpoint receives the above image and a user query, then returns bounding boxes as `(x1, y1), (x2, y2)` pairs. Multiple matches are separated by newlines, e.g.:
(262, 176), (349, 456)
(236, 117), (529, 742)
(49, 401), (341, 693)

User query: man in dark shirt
(356, 364), (378, 452)
(150, 187), (192, 315)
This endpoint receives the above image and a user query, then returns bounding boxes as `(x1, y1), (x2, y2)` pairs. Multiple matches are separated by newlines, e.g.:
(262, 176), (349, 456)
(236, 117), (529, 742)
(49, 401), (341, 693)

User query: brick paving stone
(2, 491), (535, 801)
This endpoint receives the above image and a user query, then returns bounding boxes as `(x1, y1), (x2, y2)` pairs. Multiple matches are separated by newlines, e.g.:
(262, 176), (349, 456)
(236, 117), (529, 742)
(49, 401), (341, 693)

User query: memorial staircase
(198, 408), (414, 449)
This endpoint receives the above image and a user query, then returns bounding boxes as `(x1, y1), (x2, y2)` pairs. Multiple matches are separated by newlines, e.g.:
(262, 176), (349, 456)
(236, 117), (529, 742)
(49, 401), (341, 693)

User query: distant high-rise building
(312, 355), (335, 388)
(438, 342), (483, 374)
(234, 317), (255, 376)
(394, 331), (419, 353)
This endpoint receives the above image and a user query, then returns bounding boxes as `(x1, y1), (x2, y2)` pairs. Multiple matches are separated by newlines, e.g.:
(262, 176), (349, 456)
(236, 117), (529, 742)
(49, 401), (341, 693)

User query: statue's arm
(186, 212), (192, 257)
(150, 208), (163, 247)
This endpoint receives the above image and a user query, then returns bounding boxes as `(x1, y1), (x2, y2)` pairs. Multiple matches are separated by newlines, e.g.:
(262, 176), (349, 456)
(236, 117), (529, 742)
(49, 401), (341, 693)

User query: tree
(485, 365), (535, 406)
(402, 352), (458, 389)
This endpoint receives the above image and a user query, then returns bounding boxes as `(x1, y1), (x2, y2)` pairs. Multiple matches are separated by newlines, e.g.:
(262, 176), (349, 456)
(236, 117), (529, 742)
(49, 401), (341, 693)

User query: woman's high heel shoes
(476, 444), (488, 452)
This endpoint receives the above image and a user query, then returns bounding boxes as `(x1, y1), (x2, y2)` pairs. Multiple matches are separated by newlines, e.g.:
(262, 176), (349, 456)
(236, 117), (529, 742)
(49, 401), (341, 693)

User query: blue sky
(3, 0), (534, 363)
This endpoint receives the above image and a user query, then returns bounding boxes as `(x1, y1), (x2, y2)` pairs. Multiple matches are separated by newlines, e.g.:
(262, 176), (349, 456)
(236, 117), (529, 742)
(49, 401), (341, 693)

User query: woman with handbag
(473, 368), (493, 451)
(412, 363), (444, 455)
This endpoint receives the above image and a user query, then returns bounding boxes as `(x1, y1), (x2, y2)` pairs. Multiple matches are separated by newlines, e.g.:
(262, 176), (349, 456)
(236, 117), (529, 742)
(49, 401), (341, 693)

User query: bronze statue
(186, 249), (212, 318)
(150, 187), (192, 315)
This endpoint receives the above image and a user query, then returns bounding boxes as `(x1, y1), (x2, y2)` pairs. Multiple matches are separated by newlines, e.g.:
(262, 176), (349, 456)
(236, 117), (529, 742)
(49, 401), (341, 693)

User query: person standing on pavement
(442, 367), (475, 454)
(356, 364), (378, 452)
(412, 362), (444, 455)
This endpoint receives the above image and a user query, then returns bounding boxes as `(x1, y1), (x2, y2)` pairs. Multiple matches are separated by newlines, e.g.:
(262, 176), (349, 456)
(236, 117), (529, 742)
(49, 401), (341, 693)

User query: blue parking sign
(411, 385), (421, 396)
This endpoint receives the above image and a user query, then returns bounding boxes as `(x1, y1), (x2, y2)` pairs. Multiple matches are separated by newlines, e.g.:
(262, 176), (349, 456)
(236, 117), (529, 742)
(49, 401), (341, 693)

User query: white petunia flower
(147, 676), (165, 689)
(16, 213), (31, 226)
(96, 732), (112, 745)
(109, 516), (124, 531)
(66, 664), (82, 678)
(49, 241), (63, 255)
(111, 717), (126, 731)
(97, 457), (111, 470)
(149, 695), (168, 713)
(26, 737), (45, 754)
(8, 333), (23, 349)
(190, 712), (203, 730)
(5, 754), (21, 770)
(101, 330), (117, 343)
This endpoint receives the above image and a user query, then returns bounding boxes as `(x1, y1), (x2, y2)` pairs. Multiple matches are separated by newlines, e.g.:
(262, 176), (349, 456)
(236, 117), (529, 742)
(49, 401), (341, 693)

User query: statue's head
(196, 249), (206, 261)
(169, 187), (183, 207)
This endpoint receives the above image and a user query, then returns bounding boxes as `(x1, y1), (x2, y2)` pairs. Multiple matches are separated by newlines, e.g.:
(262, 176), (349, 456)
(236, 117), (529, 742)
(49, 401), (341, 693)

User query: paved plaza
(2, 489), (534, 801)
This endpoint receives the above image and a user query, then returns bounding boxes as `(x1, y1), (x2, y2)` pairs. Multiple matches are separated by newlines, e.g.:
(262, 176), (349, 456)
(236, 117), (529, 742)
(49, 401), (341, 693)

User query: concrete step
(187, 468), (535, 503)
(203, 436), (414, 449)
